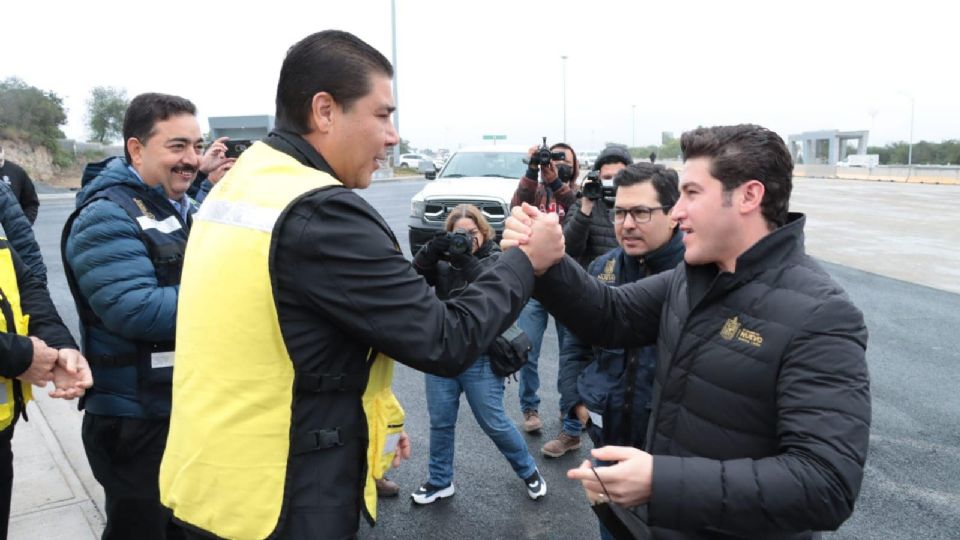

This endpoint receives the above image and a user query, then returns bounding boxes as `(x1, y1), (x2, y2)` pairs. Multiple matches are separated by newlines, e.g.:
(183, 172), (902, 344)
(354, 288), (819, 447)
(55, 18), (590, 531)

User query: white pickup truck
(408, 145), (529, 255)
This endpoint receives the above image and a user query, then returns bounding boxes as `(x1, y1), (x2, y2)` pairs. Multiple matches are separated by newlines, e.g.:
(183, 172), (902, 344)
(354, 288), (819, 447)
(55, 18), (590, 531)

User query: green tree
(0, 77), (67, 151)
(399, 138), (410, 154)
(86, 86), (128, 144)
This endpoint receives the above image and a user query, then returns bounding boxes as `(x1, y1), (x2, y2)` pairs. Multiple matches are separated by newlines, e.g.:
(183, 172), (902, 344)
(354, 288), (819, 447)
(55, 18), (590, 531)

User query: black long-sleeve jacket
(263, 131), (536, 538)
(563, 197), (618, 269)
(535, 214), (870, 539)
(0, 160), (39, 225)
(0, 239), (77, 379)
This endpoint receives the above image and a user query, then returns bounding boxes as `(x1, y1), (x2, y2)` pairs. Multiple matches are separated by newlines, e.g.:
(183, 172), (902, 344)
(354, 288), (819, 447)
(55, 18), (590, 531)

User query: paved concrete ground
(791, 176), (960, 294)
(8, 176), (959, 538)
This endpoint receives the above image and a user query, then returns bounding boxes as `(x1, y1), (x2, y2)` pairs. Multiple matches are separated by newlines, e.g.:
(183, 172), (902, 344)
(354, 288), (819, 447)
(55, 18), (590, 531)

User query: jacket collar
(475, 239), (501, 259)
(615, 227), (686, 284)
(264, 129), (340, 181)
(684, 212), (807, 310)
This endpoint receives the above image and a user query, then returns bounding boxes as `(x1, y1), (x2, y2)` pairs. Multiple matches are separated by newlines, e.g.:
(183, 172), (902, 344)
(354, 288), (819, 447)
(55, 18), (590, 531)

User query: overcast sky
(4, 0), (956, 152)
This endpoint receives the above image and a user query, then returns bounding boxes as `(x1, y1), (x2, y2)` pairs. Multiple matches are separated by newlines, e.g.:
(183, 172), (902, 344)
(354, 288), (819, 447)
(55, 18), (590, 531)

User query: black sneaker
(411, 482), (455, 505)
(524, 470), (547, 500)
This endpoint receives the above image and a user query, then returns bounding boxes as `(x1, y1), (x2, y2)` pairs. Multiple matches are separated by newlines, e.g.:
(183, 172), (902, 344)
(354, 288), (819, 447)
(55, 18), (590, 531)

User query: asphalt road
(29, 177), (960, 540)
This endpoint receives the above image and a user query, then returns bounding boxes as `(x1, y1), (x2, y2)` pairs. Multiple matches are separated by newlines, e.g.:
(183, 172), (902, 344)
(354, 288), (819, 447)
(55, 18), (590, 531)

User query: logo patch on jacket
(720, 316), (763, 347)
(597, 259), (616, 283)
(133, 198), (155, 220)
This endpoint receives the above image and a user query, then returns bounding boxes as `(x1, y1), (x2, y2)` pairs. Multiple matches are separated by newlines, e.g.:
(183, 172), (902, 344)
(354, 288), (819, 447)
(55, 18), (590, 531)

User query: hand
(579, 196), (595, 216)
(566, 446), (654, 508)
(501, 204), (564, 275)
(207, 159), (236, 185)
(574, 404), (590, 426)
(391, 431), (411, 468)
(540, 160), (558, 183)
(501, 203), (541, 250)
(17, 337), (57, 386)
(49, 349), (93, 400)
(572, 460), (607, 505)
(447, 249), (474, 268)
(428, 233), (452, 257)
(199, 136), (232, 174)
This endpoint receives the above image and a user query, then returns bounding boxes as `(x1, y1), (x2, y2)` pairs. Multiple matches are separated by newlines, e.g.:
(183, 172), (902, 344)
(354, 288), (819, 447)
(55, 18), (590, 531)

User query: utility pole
(391, 0), (401, 166)
(561, 55), (568, 142)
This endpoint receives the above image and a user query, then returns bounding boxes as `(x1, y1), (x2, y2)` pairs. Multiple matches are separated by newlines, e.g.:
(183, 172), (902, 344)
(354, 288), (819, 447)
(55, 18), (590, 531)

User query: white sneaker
(411, 482), (455, 505)
(524, 470), (546, 500)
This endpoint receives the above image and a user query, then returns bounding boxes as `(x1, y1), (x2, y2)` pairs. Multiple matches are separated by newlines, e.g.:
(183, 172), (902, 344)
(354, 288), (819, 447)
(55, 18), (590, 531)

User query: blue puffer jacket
(0, 181), (46, 283)
(571, 228), (684, 448)
(63, 157), (193, 417)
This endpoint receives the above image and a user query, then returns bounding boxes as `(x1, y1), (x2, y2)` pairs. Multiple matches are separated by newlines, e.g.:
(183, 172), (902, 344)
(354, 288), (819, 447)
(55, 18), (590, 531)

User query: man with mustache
(62, 93), (220, 539)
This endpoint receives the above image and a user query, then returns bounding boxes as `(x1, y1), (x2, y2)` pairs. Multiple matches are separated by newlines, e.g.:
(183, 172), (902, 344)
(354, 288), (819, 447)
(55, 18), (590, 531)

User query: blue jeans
(425, 356), (538, 487)
(516, 298), (569, 414)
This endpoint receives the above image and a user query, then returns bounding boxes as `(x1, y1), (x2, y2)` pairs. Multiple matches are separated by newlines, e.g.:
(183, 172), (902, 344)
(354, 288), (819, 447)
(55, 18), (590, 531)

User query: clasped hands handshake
(18, 337), (93, 400)
(500, 203), (566, 275)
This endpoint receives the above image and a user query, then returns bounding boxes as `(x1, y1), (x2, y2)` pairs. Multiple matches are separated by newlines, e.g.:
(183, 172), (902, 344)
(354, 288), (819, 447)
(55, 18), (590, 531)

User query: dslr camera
(445, 228), (472, 256)
(525, 136), (567, 167)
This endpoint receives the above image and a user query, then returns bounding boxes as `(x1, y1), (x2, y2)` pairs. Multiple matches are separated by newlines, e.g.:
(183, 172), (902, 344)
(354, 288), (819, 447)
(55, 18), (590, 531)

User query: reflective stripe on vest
(0, 242), (32, 430)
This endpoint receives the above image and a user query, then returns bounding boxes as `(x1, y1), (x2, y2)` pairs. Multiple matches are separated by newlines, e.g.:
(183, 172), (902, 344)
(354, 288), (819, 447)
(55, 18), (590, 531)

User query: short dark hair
(123, 93), (197, 163)
(613, 162), (680, 209)
(275, 30), (394, 134)
(680, 124), (793, 228)
(550, 142), (579, 183)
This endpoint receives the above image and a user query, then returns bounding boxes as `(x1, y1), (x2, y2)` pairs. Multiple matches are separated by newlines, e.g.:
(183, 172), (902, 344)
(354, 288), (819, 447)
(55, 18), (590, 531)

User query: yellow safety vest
(0, 241), (32, 431)
(159, 142), (403, 540)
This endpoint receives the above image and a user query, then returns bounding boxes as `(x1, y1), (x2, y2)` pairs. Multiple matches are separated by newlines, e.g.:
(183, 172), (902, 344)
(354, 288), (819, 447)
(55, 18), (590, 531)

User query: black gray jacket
(536, 214), (870, 539)
(563, 197), (618, 269)
(0, 182), (46, 283)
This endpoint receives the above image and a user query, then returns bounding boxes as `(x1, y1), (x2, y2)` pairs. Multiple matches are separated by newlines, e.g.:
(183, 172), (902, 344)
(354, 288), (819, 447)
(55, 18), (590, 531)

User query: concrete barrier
(794, 164), (960, 185)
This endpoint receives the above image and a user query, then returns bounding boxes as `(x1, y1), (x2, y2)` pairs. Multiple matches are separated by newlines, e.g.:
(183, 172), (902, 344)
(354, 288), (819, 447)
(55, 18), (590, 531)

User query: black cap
(593, 144), (633, 170)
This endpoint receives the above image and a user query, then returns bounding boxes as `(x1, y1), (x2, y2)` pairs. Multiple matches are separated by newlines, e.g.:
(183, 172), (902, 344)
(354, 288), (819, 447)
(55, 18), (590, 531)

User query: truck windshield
(439, 152), (527, 179)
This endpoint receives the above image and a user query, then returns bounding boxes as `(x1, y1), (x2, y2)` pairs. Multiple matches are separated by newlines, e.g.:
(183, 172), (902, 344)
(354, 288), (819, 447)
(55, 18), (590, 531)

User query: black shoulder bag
(487, 323), (531, 378)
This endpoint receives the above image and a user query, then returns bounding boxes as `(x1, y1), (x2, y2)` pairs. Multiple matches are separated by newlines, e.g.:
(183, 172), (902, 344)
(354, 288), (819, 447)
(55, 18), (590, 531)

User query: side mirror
(425, 170), (437, 180)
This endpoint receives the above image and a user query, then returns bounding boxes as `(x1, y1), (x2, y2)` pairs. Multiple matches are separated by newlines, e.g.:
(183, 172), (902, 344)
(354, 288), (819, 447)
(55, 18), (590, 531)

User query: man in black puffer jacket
(505, 124), (870, 539)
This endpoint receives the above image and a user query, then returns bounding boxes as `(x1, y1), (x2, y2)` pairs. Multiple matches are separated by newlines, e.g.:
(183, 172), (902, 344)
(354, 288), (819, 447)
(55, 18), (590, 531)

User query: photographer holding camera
(511, 139), (579, 219)
(411, 204), (546, 505)
(509, 140), (579, 433)
(564, 144), (632, 268)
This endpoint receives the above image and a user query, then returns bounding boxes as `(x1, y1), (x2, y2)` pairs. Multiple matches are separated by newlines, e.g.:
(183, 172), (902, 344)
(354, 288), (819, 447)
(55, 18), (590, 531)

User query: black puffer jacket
(535, 214), (870, 539)
(563, 197), (618, 269)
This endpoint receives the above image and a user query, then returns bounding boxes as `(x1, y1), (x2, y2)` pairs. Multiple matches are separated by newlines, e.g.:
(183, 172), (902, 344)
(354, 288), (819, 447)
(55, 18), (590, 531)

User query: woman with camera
(410, 204), (546, 505)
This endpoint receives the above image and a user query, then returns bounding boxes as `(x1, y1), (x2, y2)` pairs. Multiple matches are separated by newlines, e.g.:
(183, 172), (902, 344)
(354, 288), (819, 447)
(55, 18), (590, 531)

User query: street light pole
(908, 96), (915, 167)
(561, 55), (568, 142)
(391, 0), (400, 167)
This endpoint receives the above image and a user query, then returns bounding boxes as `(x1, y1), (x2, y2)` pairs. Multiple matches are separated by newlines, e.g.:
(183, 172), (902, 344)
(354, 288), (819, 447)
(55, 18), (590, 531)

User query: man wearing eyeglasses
(544, 163), (684, 466)
(542, 146), (637, 458)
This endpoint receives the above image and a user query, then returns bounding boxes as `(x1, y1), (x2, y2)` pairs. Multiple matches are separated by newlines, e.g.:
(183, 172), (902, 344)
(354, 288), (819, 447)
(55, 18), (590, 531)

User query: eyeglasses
(610, 206), (670, 224)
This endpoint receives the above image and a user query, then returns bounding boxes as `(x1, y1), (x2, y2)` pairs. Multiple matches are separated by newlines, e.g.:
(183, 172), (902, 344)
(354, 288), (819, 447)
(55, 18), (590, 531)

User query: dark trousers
(0, 425), (14, 540)
(82, 413), (185, 540)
